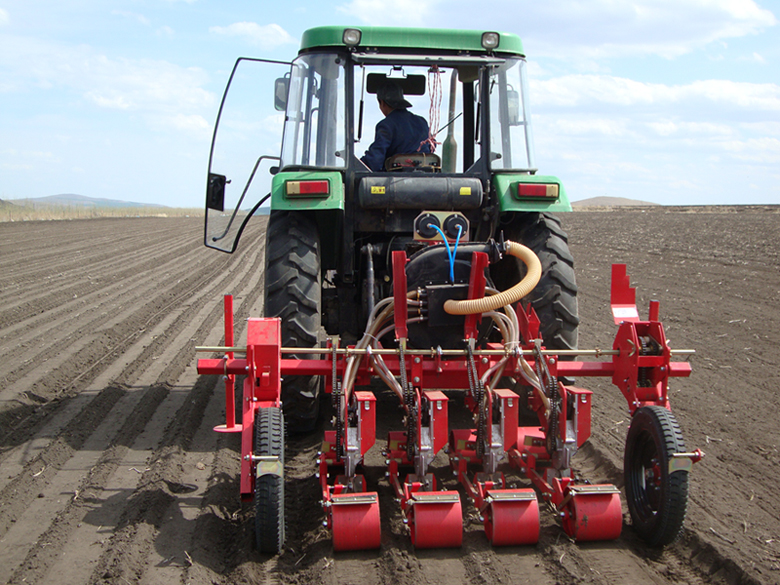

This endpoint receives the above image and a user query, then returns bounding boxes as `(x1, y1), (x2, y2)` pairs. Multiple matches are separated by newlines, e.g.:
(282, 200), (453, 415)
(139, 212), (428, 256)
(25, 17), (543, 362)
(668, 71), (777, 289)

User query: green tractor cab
(204, 26), (578, 432)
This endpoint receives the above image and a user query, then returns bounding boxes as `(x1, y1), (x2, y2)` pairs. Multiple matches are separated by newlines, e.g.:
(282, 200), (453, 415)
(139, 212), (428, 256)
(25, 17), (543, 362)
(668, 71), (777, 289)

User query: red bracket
(464, 251), (489, 340)
(392, 250), (408, 340)
(610, 264), (639, 324)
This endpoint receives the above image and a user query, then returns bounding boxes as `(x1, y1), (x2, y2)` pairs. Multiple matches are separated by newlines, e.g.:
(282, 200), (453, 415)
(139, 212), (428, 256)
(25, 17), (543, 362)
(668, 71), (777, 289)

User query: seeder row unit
(197, 244), (702, 553)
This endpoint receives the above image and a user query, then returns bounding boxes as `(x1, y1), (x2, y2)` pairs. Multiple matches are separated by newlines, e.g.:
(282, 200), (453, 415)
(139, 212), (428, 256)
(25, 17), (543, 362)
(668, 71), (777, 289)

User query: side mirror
(274, 77), (289, 111)
(207, 173), (227, 211)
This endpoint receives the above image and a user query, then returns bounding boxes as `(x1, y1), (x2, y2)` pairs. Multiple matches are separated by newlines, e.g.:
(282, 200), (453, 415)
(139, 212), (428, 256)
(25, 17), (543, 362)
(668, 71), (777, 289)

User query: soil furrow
(0, 209), (776, 584)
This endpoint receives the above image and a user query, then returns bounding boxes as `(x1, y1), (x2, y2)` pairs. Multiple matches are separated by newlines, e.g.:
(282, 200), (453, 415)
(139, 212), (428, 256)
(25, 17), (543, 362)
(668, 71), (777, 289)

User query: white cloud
(721, 136), (780, 163)
(337, 0), (438, 26)
(112, 10), (151, 26)
(532, 75), (780, 111)
(157, 25), (175, 38)
(0, 37), (214, 114)
(209, 22), (296, 49)
(423, 0), (776, 60)
(0, 8), (9, 26)
(167, 113), (210, 133)
(646, 121), (735, 137)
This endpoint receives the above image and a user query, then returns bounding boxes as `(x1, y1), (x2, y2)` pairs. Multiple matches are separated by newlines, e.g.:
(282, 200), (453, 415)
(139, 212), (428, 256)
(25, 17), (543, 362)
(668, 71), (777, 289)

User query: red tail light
(515, 183), (559, 199)
(286, 180), (330, 197)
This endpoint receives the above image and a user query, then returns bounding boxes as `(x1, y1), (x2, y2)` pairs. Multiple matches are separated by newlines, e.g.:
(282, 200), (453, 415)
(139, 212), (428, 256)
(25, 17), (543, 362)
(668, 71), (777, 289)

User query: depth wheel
(491, 212), (579, 354)
(264, 211), (321, 433)
(624, 406), (688, 546)
(254, 407), (285, 553)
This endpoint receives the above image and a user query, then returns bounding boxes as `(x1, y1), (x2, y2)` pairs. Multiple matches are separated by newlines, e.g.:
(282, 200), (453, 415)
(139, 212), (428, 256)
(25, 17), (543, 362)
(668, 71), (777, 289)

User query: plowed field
(1, 207), (778, 585)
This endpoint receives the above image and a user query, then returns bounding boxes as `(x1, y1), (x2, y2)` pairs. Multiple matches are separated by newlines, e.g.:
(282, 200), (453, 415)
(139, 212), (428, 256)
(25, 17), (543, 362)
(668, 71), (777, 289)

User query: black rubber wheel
(624, 406), (689, 546)
(492, 212), (579, 353)
(254, 407), (285, 553)
(264, 211), (321, 433)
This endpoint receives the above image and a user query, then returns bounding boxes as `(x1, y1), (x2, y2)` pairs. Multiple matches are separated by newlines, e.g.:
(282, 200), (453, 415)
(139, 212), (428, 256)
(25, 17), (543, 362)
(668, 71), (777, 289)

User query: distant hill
(571, 196), (659, 207)
(11, 194), (167, 209)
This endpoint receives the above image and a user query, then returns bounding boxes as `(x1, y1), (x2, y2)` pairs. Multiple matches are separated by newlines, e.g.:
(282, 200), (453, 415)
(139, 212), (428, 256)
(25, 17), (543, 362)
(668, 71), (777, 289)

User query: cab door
(205, 57), (291, 253)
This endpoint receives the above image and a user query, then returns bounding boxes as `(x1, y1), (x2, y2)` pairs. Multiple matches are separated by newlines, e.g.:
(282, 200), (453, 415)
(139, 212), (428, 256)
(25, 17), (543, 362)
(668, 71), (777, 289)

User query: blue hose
(428, 223), (464, 283)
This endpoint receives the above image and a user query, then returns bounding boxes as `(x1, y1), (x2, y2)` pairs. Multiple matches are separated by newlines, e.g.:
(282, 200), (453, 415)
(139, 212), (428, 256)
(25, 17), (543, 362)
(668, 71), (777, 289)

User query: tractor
(198, 26), (701, 553)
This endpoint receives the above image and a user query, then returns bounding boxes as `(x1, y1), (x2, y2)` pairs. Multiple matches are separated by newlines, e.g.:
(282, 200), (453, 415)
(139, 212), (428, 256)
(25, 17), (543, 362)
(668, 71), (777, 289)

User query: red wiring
(419, 65), (442, 153)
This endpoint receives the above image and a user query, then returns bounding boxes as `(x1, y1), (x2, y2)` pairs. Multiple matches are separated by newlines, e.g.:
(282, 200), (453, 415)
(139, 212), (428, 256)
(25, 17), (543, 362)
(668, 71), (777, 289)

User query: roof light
(343, 28), (362, 46)
(481, 32), (500, 50)
(515, 183), (560, 200)
(286, 180), (330, 198)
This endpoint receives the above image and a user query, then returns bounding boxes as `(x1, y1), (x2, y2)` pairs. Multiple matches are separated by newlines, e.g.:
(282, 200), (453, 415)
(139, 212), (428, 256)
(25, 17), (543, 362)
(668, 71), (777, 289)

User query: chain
(331, 338), (344, 459)
(398, 340), (417, 461)
(534, 339), (560, 456)
(467, 341), (487, 459)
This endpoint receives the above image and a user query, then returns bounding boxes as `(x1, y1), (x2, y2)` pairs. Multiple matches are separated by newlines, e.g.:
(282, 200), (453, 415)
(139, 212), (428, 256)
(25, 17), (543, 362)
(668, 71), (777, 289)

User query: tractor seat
(384, 152), (441, 172)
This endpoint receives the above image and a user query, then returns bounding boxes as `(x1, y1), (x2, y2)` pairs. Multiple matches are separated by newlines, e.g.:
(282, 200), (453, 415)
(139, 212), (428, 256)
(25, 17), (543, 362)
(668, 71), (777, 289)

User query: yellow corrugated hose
(443, 241), (541, 315)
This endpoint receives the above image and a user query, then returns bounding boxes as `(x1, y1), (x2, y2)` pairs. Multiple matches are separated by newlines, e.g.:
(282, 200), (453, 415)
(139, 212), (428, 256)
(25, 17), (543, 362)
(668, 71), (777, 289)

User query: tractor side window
(281, 54), (345, 168)
(488, 57), (536, 171)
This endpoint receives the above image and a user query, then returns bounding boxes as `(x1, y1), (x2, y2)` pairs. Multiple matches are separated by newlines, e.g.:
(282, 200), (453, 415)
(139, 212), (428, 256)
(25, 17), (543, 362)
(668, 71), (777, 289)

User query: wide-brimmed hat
(377, 82), (413, 109)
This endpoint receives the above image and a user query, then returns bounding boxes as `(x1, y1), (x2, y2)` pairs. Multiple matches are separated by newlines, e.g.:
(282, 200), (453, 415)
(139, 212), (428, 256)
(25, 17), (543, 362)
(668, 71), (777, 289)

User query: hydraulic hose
(443, 241), (541, 315)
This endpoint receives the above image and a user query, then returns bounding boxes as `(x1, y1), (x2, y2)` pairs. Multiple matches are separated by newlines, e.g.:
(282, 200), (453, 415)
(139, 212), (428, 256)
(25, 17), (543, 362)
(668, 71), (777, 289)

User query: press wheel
(484, 490), (540, 546)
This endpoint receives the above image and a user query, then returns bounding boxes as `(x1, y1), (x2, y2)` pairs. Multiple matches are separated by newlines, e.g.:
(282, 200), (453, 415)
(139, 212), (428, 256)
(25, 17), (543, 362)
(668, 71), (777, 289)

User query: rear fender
(493, 174), (572, 213)
(270, 170), (345, 211)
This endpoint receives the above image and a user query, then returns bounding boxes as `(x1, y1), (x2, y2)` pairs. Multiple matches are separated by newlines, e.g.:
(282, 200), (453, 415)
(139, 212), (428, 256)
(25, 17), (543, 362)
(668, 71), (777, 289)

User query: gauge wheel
(624, 406), (689, 546)
(254, 406), (285, 553)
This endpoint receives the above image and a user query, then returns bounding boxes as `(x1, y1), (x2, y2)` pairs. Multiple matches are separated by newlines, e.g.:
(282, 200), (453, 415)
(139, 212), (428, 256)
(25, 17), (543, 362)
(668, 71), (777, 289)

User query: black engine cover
(404, 243), (496, 349)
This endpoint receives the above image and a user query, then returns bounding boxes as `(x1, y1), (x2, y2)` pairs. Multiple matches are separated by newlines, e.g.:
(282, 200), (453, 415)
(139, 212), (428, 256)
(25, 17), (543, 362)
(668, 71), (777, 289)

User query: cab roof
(300, 26), (525, 57)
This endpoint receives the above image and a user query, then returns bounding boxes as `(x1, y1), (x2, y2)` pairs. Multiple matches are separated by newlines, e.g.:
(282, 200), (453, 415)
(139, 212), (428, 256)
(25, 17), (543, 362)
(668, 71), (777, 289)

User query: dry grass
(0, 203), (203, 222)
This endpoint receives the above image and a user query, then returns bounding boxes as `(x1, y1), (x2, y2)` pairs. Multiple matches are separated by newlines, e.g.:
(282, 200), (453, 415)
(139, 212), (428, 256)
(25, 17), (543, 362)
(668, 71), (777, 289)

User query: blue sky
(1, 0), (778, 207)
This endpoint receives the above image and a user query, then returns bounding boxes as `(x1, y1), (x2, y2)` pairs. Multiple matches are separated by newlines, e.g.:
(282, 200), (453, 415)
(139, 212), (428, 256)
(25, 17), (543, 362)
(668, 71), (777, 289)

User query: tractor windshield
(281, 54), (346, 168)
(488, 57), (535, 171)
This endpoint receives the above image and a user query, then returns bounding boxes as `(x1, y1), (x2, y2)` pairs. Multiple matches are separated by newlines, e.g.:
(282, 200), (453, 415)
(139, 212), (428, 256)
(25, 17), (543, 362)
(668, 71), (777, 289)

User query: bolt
(414, 357), (421, 364)
(481, 357), (489, 364)
(323, 520), (329, 527)
(549, 358), (556, 365)
(413, 376), (420, 384)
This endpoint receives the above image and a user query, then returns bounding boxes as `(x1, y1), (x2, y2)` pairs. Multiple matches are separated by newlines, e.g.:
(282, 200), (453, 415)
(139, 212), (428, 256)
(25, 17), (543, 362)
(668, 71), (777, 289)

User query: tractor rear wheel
(254, 407), (285, 553)
(624, 406), (689, 546)
(492, 212), (579, 352)
(264, 211), (321, 433)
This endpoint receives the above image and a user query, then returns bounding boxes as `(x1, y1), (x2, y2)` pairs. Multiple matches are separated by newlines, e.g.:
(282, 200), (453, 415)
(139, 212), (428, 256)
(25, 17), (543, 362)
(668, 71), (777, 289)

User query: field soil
(0, 207), (778, 585)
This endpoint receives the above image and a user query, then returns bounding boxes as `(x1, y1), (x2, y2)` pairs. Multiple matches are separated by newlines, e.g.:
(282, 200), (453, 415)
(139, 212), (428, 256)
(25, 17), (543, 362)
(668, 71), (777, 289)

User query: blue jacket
(361, 109), (431, 172)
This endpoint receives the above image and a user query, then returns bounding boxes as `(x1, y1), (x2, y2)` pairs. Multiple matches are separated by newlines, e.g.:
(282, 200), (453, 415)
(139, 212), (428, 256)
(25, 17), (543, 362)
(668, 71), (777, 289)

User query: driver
(361, 82), (431, 171)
